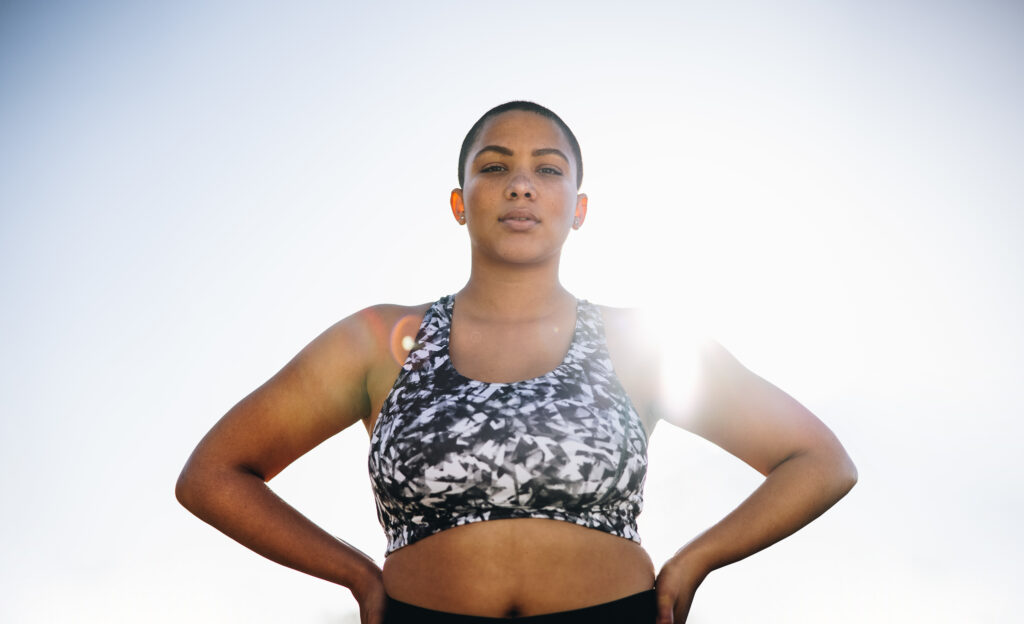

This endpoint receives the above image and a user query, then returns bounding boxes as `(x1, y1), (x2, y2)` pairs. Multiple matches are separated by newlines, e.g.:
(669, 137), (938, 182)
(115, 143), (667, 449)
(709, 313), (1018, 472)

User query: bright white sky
(2, 1), (1021, 622)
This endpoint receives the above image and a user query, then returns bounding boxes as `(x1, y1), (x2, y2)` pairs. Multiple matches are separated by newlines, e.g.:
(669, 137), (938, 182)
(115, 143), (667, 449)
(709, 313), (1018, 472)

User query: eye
(480, 164), (507, 173)
(538, 166), (563, 176)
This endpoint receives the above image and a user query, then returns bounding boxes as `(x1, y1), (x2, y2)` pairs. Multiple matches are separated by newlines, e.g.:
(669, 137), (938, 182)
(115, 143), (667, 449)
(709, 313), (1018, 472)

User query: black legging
(382, 589), (657, 623)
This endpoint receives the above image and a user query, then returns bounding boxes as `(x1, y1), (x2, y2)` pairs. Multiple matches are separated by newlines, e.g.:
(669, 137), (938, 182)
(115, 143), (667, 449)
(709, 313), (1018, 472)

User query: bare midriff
(382, 518), (656, 618)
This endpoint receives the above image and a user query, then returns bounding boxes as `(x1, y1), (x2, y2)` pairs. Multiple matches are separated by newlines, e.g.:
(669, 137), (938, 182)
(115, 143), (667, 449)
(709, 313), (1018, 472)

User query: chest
(371, 308), (647, 495)
(371, 364), (648, 518)
(448, 315), (576, 384)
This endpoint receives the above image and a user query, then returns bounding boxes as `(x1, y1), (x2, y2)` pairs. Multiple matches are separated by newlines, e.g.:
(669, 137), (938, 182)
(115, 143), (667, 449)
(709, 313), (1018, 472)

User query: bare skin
(176, 110), (857, 623)
(382, 520), (655, 617)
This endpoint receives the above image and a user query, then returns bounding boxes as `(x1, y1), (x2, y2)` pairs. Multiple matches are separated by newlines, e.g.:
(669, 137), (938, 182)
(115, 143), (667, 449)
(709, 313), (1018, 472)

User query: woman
(176, 101), (857, 623)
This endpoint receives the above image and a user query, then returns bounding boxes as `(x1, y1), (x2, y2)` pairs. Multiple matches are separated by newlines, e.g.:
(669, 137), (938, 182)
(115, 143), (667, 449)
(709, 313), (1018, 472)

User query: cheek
(463, 181), (494, 209)
(556, 189), (579, 215)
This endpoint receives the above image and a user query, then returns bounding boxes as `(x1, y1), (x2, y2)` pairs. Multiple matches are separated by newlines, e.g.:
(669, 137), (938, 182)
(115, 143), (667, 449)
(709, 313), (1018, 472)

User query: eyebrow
(474, 145), (570, 163)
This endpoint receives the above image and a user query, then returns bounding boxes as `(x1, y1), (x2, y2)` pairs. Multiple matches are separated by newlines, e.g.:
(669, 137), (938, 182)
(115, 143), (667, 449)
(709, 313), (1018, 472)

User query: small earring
(573, 217), (581, 227)
(458, 214), (466, 224)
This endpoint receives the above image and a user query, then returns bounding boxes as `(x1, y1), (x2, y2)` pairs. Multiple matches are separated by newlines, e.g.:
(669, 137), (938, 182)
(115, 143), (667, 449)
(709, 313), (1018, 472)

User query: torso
(382, 519), (655, 617)
(362, 296), (658, 617)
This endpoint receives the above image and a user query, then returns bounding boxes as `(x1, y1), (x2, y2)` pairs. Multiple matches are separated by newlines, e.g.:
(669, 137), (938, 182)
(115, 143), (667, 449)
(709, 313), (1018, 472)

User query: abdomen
(381, 518), (655, 618)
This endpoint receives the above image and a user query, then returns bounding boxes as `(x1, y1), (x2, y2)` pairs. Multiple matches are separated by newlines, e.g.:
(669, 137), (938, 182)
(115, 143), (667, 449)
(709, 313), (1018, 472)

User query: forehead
(472, 110), (572, 155)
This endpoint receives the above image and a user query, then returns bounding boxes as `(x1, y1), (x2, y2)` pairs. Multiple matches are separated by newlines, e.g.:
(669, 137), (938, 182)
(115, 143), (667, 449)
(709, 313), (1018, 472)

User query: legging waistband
(382, 589), (657, 623)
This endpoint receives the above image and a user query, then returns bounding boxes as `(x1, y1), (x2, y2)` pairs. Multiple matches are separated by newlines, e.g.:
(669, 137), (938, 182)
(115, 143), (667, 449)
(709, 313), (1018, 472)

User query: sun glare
(632, 308), (703, 423)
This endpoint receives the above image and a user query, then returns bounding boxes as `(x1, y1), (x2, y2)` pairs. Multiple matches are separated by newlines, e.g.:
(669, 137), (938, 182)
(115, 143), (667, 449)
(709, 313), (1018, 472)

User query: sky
(1, 1), (1022, 621)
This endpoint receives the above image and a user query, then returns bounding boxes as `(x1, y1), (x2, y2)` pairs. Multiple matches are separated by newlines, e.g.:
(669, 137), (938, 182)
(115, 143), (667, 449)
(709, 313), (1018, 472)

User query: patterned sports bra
(368, 295), (648, 555)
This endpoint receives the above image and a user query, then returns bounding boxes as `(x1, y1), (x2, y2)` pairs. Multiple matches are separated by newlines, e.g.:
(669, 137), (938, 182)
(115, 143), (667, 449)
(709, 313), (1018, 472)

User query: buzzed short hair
(458, 101), (583, 190)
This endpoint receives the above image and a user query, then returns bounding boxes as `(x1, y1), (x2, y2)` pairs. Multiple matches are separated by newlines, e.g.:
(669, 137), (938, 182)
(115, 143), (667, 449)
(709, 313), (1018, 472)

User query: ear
(572, 193), (588, 230)
(450, 189), (466, 225)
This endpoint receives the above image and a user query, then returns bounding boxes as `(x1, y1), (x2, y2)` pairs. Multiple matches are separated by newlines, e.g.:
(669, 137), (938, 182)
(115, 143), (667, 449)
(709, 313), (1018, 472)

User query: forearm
(677, 448), (857, 579)
(176, 465), (381, 597)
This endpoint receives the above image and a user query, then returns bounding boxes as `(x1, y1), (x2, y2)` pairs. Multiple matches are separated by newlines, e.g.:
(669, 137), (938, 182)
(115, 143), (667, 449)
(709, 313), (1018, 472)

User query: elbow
(791, 441), (857, 500)
(843, 457), (859, 492)
(831, 449), (858, 498)
(811, 430), (858, 498)
(175, 463), (199, 512)
(175, 457), (262, 517)
(175, 457), (216, 514)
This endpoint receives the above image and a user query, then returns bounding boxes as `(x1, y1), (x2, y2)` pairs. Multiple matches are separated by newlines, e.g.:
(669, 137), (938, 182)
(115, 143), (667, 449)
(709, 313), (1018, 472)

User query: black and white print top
(368, 295), (648, 555)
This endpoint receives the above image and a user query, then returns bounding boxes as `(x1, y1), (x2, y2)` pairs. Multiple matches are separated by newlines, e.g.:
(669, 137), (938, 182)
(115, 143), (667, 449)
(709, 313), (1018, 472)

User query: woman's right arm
(175, 309), (392, 623)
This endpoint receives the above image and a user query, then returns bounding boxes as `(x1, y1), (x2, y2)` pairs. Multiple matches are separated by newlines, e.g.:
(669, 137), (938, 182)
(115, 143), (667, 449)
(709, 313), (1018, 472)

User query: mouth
(498, 209), (539, 223)
(498, 209), (540, 231)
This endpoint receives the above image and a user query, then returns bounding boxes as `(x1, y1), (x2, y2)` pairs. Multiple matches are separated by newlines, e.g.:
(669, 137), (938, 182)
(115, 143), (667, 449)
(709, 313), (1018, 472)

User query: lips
(498, 209), (539, 232)
(498, 209), (539, 223)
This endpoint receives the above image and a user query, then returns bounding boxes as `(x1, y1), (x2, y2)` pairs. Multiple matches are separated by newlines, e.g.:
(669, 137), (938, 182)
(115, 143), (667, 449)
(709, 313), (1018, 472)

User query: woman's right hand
(351, 564), (388, 624)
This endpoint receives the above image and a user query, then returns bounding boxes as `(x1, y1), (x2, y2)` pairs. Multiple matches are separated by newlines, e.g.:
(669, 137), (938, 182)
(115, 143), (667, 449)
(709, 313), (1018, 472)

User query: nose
(504, 172), (535, 200)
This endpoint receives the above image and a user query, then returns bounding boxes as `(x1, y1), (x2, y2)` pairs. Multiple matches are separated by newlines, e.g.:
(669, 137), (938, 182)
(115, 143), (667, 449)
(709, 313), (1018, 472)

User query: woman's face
(452, 110), (587, 266)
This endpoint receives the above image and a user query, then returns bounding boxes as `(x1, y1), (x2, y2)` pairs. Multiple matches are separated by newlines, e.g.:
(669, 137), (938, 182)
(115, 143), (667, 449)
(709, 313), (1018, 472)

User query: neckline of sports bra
(439, 294), (586, 387)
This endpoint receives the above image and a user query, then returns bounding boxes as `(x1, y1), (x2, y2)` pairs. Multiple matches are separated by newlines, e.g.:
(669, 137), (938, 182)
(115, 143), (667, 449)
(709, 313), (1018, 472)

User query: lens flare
(390, 314), (422, 365)
(634, 308), (702, 424)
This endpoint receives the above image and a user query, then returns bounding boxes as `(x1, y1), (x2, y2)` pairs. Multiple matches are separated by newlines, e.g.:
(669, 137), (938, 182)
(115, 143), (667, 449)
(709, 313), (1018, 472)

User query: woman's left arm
(654, 340), (858, 623)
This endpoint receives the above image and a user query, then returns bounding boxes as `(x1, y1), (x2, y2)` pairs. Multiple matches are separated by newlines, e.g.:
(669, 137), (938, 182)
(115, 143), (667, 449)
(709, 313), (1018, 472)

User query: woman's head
(458, 101), (583, 190)
(451, 102), (588, 265)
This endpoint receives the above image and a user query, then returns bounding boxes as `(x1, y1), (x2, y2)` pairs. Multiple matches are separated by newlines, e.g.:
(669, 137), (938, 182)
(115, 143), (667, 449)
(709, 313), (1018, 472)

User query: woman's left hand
(654, 552), (707, 623)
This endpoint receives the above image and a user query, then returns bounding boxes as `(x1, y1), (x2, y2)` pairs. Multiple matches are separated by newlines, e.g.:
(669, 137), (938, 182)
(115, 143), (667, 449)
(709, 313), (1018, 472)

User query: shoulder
(285, 301), (434, 424)
(321, 301), (435, 363)
(591, 305), (661, 434)
(344, 301), (435, 405)
(592, 305), (659, 375)
(288, 301), (434, 386)
(592, 304), (681, 372)
(345, 302), (435, 337)
(592, 304), (650, 358)
(592, 304), (642, 331)
(592, 303), (714, 430)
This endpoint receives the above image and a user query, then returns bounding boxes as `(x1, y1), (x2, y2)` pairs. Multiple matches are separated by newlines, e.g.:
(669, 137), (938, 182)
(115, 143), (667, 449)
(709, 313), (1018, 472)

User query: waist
(384, 589), (657, 622)
(382, 519), (655, 618)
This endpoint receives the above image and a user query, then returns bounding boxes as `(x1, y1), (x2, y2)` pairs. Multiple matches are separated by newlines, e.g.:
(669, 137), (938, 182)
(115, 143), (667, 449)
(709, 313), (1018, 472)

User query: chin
(487, 242), (561, 266)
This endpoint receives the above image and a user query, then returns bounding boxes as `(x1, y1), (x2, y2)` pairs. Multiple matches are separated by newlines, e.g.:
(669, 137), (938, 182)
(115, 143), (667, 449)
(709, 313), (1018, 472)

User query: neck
(457, 254), (572, 320)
